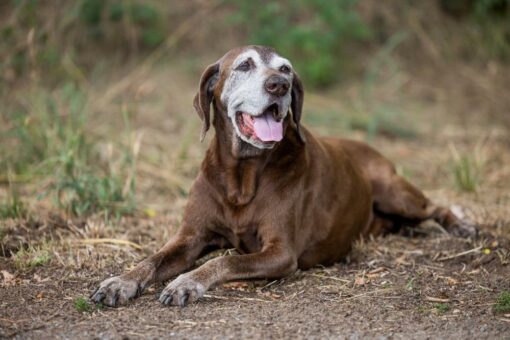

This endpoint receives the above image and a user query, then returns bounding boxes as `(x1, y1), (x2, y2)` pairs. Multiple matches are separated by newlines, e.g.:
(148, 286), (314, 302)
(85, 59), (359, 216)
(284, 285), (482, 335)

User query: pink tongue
(253, 112), (283, 142)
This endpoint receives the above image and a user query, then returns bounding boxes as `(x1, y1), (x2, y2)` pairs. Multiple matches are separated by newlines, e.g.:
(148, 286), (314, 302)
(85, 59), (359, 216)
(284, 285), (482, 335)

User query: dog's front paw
(90, 276), (141, 307)
(159, 273), (206, 307)
(449, 219), (479, 238)
(448, 205), (479, 238)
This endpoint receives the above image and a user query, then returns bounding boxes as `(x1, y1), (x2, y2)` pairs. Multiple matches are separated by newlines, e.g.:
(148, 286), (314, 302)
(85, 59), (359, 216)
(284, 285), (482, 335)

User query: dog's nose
(264, 75), (290, 97)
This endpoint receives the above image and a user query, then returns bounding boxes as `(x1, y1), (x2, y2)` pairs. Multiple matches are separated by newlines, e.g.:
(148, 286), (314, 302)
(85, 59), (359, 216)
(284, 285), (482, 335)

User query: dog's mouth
(235, 103), (283, 144)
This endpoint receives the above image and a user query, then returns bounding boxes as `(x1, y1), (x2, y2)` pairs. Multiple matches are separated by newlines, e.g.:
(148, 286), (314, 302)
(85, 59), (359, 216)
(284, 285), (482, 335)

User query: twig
(0, 317), (27, 324)
(437, 246), (483, 262)
(306, 273), (351, 283)
(341, 289), (388, 301)
(425, 296), (450, 303)
(73, 238), (143, 250)
(203, 294), (271, 303)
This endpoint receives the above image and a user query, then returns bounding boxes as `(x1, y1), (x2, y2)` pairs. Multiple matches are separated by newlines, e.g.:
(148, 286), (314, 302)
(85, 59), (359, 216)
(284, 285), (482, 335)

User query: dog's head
(193, 46), (304, 157)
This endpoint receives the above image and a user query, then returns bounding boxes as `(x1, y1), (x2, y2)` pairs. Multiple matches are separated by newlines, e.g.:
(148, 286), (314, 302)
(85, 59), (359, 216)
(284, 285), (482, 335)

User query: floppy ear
(291, 72), (306, 143)
(193, 63), (220, 142)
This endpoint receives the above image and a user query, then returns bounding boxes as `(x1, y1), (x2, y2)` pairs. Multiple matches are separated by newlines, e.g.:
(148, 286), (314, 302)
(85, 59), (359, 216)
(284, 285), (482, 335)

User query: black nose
(264, 75), (290, 97)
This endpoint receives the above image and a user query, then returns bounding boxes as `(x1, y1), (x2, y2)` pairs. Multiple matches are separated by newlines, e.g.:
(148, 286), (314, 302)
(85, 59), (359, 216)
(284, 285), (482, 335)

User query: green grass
(13, 246), (52, 270)
(73, 296), (104, 313)
(74, 297), (92, 313)
(0, 226), (6, 242)
(449, 144), (484, 193)
(494, 291), (510, 314)
(452, 156), (482, 192)
(406, 278), (415, 291)
(1, 82), (137, 217)
(433, 303), (450, 314)
(0, 194), (27, 219)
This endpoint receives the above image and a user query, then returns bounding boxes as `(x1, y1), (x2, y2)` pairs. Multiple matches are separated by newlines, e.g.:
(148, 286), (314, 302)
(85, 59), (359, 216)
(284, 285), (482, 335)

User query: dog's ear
(193, 63), (220, 142)
(291, 71), (306, 144)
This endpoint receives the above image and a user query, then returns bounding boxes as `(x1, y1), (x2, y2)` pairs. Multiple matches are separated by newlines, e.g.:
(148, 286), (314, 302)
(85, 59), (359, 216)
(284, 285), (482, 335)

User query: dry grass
(1, 2), (510, 336)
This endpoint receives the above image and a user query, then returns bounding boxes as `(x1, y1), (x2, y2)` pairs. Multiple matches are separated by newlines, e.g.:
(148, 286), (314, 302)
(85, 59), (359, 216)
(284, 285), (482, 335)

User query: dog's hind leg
(369, 173), (478, 237)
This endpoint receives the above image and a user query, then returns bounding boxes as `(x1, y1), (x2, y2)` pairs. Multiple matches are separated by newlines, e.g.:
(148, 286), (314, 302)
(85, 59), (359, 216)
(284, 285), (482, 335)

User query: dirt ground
(1, 61), (510, 339)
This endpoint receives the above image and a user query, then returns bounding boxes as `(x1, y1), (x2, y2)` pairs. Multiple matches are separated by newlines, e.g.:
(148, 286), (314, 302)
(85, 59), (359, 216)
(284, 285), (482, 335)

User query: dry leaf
(223, 282), (250, 291)
(447, 277), (459, 285)
(261, 291), (282, 300)
(1, 270), (15, 287)
(368, 267), (386, 274)
(354, 276), (366, 286)
(395, 255), (410, 266)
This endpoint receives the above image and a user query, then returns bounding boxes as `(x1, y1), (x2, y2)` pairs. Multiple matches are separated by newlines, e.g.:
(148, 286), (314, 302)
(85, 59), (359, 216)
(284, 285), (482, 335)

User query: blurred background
(1, 0), (509, 222)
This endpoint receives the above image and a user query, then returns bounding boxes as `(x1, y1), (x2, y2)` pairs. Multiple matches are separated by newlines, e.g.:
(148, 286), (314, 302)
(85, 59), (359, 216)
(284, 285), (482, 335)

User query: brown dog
(91, 46), (476, 307)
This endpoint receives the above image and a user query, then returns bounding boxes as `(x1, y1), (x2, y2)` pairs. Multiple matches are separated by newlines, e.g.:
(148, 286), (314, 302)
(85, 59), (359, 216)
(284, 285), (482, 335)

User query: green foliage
(406, 277), (415, 291)
(74, 297), (92, 313)
(433, 303), (450, 314)
(79, 0), (104, 25)
(78, 0), (165, 47)
(441, 0), (510, 61)
(0, 83), (137, 217)
(472, 0), (510, 61)
(449, 144), (484, 193)
(228, 0), (371, 87)
(452, 156), (481, 192)
(0, 0), (166, 84)
(74, 296), (104, 313)
(0, 194), (27, 220)
(494, 291), (510, 314)
(14, 246), (51, 270)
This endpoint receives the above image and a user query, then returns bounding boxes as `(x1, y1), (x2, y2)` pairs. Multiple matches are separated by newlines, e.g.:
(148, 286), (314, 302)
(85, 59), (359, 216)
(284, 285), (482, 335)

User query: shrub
(228, 0), (371, 87)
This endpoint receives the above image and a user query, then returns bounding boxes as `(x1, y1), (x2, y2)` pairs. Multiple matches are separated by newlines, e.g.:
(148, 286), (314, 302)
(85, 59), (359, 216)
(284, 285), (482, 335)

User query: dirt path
(1, 224), (510, 339)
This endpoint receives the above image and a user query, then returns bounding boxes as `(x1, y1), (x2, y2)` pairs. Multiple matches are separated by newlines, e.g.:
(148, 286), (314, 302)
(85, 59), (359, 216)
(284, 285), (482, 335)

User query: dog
(91, 45), (476, 307)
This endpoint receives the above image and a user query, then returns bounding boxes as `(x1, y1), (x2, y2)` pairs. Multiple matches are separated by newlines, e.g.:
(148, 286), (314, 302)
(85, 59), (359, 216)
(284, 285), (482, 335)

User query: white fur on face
(220, 48), (294, 149)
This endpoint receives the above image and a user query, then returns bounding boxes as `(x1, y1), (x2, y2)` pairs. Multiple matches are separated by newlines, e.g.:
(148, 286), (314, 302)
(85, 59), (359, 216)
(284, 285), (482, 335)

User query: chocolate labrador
(91, 45), (476, 307)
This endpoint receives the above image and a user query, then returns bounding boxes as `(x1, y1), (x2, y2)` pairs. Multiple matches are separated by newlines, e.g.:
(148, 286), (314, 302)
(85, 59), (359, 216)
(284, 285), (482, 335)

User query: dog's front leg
(91, 226), (212, 307)
(159, 242), (297, 306)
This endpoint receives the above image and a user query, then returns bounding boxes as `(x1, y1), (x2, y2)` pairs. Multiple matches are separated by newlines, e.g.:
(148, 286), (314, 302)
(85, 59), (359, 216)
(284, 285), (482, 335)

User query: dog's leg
(373, 174), (478, 237)
(159, 242), (296, 306)
(90, 225), (212, 307)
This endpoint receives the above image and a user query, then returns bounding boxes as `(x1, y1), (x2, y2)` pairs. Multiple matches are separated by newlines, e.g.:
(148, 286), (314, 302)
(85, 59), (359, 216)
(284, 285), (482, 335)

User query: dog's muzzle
(235, 103), (283, 143)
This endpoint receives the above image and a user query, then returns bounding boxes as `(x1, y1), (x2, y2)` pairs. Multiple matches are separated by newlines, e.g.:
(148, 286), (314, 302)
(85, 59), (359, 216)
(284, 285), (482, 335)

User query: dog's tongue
(253, 111), (283, 142)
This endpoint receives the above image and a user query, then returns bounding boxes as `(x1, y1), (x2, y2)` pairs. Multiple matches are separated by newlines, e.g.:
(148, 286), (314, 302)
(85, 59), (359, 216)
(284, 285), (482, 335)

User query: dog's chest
(212, 216), (262, 254)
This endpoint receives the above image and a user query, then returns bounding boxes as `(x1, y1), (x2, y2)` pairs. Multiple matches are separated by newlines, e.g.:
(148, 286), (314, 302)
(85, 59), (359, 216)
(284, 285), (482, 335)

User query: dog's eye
(279, 65), (291, 73)
(236, 60), (251, 72)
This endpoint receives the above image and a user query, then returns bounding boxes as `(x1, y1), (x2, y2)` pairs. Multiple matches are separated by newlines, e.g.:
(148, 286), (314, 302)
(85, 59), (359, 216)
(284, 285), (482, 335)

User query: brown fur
(91, 46), (476, 307)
